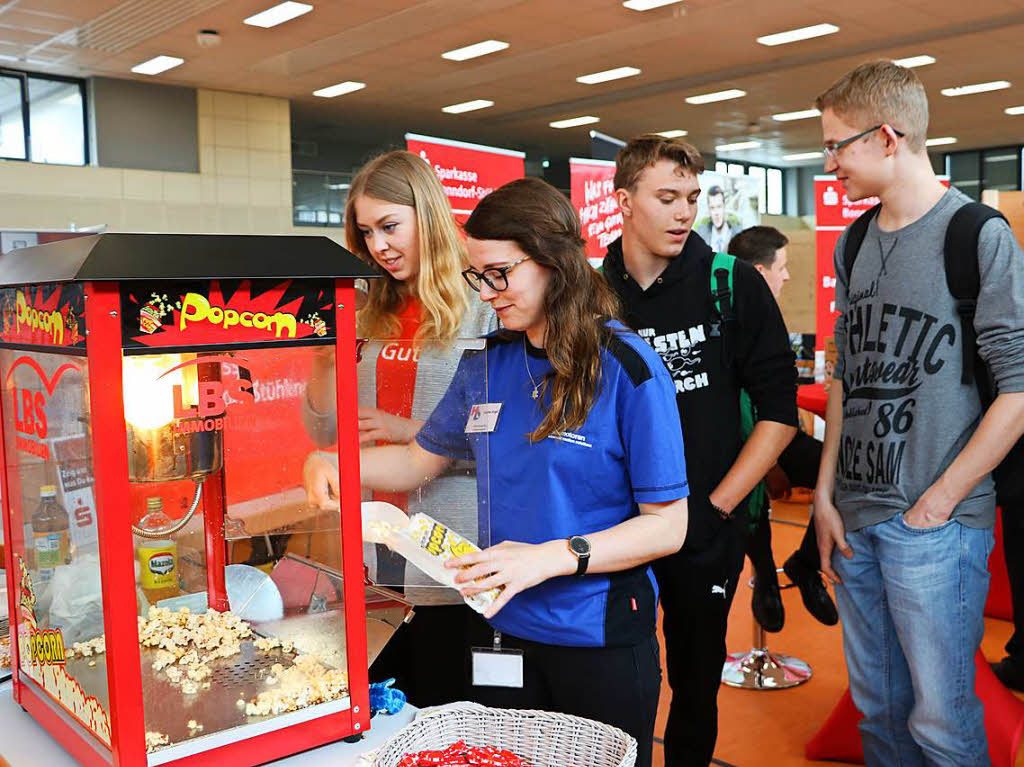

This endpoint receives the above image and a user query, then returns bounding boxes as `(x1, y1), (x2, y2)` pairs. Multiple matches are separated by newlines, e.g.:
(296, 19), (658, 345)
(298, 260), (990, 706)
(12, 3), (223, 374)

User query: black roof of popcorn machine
(0, 233), (378, 286)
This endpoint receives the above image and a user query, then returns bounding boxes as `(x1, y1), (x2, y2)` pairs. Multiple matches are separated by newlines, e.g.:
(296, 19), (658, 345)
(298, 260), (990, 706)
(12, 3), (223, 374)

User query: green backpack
(711, 252), (768, 527)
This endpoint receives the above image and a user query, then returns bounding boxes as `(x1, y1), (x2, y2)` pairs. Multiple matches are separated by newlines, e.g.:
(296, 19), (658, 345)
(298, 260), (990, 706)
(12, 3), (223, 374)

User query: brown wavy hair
(345, 150), (468, 344)
(464, 177), (621, 442)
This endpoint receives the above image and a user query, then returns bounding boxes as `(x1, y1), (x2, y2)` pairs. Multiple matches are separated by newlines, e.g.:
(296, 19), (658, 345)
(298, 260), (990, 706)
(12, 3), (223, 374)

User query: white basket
(370, 702), (637, 767)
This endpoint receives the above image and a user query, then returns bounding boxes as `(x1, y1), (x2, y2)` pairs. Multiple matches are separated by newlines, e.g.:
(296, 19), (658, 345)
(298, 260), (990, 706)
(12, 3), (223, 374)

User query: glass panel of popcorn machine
(353, 335), (492, 605)
(124, 346), (354, 754)
(0, 347), (113, 748)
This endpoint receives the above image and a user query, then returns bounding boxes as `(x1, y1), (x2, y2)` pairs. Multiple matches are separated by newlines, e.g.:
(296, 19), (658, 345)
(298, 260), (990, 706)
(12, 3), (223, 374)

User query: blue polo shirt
(416, 321), (688, 647)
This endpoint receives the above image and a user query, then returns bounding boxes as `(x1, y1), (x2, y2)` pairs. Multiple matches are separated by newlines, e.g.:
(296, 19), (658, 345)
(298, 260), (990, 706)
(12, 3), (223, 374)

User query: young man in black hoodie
(603, 135), (798, 767)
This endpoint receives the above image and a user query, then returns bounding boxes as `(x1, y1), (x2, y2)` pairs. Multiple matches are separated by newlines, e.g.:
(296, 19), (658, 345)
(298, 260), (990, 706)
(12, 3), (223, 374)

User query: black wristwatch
(567, 535), (591, 576)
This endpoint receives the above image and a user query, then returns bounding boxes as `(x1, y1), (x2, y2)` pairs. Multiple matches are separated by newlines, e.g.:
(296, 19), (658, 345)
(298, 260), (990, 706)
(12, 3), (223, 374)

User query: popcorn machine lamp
(123, 352), (228, 609)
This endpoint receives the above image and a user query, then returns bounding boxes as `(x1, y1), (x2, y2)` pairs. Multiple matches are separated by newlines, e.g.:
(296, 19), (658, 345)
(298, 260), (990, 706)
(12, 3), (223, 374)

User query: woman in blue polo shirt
(360, 177), (688, 767)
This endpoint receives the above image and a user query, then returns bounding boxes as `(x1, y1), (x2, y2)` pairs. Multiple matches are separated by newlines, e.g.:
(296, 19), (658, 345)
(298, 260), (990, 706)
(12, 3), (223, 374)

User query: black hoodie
(603, 232), (797, 555)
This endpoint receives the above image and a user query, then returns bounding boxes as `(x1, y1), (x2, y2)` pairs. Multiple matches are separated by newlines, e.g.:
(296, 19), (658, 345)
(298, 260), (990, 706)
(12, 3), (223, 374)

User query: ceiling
(2, 0), (1024, 166)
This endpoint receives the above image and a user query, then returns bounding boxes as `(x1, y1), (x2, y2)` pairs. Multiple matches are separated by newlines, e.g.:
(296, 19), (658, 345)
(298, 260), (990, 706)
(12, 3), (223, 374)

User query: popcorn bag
(362, 502), (500, 614)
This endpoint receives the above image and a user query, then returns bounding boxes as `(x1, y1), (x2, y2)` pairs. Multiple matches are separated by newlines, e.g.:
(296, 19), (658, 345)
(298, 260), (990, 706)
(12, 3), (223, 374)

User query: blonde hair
(815, 60), (929, 152)
(345, 150), (469, 343)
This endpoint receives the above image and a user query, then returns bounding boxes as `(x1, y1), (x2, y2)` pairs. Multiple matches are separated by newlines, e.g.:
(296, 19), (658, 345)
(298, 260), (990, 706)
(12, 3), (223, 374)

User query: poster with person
(694, 171), (761, 253)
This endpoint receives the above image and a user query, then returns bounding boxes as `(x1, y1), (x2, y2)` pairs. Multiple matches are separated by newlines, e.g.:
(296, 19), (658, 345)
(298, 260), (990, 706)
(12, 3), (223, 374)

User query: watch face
(569, 536), (590, 556)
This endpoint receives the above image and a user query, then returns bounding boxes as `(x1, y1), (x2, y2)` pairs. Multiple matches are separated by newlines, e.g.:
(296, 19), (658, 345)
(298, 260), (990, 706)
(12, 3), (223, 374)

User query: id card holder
(465, 403), (502, 434)
(471, 631), (524, 688)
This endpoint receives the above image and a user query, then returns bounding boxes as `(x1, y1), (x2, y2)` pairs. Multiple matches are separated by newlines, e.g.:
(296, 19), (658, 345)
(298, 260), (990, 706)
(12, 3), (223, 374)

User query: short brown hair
(728, 226), (789, 268)
(614, 134), (705, 191)
(815, 60), (929, 152)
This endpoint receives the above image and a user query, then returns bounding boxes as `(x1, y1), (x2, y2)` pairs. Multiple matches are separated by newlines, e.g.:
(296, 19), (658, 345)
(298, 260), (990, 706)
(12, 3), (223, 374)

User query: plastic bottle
(32, 485), (70, 584)
(135, 497), (179, 605)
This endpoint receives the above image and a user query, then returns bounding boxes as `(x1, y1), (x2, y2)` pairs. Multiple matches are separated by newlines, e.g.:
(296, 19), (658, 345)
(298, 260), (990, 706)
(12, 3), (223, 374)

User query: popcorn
(145, 732), (169, 753)
(68, 636), (106, 660)
(245, 654), (349, 718)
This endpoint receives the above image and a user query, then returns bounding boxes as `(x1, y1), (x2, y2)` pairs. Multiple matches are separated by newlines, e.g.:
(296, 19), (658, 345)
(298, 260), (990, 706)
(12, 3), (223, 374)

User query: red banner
(814, 176), (948, 349)
(405, 133), (525, 222)
(570, 158), (622, 266)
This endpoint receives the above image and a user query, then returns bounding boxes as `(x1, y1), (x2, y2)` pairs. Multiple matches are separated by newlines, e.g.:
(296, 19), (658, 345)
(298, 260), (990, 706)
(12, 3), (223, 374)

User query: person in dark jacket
(602, 135), (797, 767)
(728, 225), (839, 631)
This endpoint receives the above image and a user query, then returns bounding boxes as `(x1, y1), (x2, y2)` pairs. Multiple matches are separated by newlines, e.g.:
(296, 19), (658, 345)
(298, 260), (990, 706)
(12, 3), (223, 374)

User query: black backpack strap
(842, 203), (882, 280)
(944, 202), (1008, 389)
(710, 252), (736, 367)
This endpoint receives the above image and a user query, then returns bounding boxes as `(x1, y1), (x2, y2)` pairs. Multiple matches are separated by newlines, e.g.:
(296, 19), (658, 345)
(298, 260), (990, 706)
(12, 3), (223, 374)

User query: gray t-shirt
(832, 187), (1024, 531)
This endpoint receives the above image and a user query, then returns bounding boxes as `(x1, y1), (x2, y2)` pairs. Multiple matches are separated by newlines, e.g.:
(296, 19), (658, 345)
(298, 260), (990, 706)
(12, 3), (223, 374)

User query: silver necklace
(523, 336), (540, 400)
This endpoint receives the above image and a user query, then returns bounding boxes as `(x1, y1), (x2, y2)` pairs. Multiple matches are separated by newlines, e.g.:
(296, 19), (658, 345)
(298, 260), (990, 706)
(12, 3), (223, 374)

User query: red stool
(987, 510), (1013, 621)
(806, 653), (1024, 766)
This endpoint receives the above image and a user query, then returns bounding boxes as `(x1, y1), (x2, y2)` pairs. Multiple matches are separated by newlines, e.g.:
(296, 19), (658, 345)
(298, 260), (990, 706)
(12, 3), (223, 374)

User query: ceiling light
(442, 99), (494, 114)
(442, 40), (509, 62)
(892, 55), (935, 68)
(783, 151), (824, 161)
(772, 108), (821, 122)
(577, 66), (641, 85)
(312, 81), (366, 98)
(243, 1), (312, 27)
(757, 23), (839, 47)
(657, 130), (688, 138)
(925, 137), (957, 147)
(941, 81), (1011, 97)
(550, 115), (600, 129)
(131, 55), (184, 75)
(623, 0), (683, 9)
(1006, 106), (1024, 115)
(716, 141), (761, 152)
(686, 88), (746, 105)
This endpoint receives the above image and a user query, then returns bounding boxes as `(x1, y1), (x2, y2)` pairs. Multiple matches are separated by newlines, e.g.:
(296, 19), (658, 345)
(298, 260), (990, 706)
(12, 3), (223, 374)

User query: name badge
(471, 647), (524, 688)
(465, 403), (502, 433)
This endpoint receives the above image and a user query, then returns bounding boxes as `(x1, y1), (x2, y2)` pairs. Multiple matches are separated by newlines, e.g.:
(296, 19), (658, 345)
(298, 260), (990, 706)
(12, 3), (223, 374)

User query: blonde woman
(302, 150), (494, 706)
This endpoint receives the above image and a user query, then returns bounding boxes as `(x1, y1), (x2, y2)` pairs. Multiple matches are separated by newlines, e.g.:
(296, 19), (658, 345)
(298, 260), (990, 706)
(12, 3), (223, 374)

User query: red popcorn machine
(0, 233), (397, 765)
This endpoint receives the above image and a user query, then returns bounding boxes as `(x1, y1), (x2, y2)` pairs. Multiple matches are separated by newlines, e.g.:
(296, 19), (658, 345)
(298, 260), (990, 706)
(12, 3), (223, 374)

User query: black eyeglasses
(462, 256), (531, 293)
(824, 124), (905, 160)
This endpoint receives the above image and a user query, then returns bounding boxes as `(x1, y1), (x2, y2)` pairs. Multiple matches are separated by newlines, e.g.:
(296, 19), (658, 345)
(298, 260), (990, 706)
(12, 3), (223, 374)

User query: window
(982, 148), (1020, 192)
(767, 168), (783, 215)
(747, 165), (767, 214)
(943, 147), (1023, 201)
(293, 170), (350, 227)
(711, 158), (787, 215)
(28, 77), (85, 165)
(0, 69), (87, 165)
(0, 75), (26, 159)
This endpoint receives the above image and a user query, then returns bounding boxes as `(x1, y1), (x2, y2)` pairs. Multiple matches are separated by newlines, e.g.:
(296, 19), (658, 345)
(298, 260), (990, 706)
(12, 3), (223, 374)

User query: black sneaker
(991, 656), (1024, 692)
(752, 577), (785, 633)
(783, 554), (839, 626)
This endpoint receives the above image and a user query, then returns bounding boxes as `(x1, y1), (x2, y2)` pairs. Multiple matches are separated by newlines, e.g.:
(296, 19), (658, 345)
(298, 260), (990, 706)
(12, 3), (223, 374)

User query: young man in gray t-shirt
(813, 61), (1024, 766)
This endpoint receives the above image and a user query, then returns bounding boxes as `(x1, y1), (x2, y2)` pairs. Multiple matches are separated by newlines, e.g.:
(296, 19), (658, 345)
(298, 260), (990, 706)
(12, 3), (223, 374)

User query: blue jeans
(833, 512), (994, 767)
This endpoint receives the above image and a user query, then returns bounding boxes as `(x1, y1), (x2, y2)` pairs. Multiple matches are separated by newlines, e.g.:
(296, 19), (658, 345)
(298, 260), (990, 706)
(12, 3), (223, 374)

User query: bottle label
(35, 532), (66, 570)
(139, 544), (177, 590)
